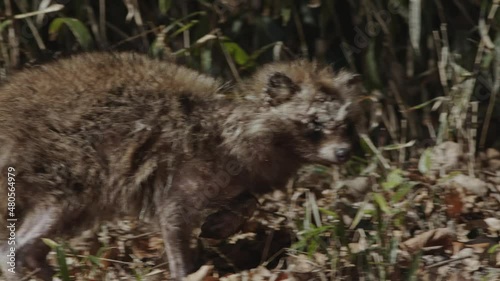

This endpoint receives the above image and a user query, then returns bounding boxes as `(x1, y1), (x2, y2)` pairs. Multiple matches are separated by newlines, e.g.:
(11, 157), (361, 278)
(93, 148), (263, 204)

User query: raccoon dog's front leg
(156, 196), (199, 280)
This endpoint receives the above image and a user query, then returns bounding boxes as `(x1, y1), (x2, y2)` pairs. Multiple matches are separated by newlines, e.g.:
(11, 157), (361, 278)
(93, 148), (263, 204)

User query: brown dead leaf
(452, 241), (465, 255)
(424, 198), (435, 217)
(401, 228), (455, 254)
(466, 242), (491, 254)
(100, 247), (120, 268)
(444, 189), (464, 219)
(274, 272), (290, 281)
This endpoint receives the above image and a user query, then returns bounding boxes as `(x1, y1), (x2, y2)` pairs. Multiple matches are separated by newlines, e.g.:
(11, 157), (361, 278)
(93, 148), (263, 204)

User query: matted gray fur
(0, 53), (362, 280)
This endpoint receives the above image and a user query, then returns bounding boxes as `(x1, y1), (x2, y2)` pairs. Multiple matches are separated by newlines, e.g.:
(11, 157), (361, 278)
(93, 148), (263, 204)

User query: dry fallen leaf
(400, 228), (455, 254)
(484, 218), (500, 232)
(444, 189), (464, 219)
(286, 254), (319, 273)
(342, 176), (371, 200)
(184, 265), (214, 281)
(449, 174), (488, 197)
(489, 159), (500, 170)
(431, 141), (462, 170)
(486, 148), (500, 159)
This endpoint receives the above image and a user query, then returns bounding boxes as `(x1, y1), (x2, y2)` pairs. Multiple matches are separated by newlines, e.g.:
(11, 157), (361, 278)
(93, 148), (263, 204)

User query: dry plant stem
(480, 43), (500, 148)
(389, 80), (417, 138)
(218, 34), (241, 83)
(288, 191), (302, 240)
(434, 27), (449, 96)
(99, 0), (108, 45)
(20, 269), (40, 281)
(399, 119), (407, 166)
(406, 40), (414, 77)
(309, 191), (322, 228)
(479, 19), (495, 49)
(182, 1), (191, 50)
(371, 4), (390, 35)
(106, 22), (132, 41)
(474, 40), (486, 70)
(452, 0), (476, 25)
(13, 1), (46, 51)
(260, 229), (274, 264)
(379, 101), (397, 142)
(434, 25), (451, 144)
(204, 241), (239, 273)
(0, 4), (63, 20)
(4, 0), (19, 67)
(360, 134), (390, 169)
(434, 1), (446, 23)
(108, 27), (159, 50)
(436, 26), (450, 99)
(292, 3), (308, 57)
(468, 102), (478, 177)
(409, 0), (421, 55)
(122, 0), (149, 49)
(261, 247), (286, 267)
(425, 255), (470, 269)
(150, 262), (168, 270)
(371, 1), (399, 75)
(479, 2), (500, 148)
(0, 34), (9, 74)
(421, 86), (437, 141)
(86, 3), (102, 47)
(70, 254), (134, 265)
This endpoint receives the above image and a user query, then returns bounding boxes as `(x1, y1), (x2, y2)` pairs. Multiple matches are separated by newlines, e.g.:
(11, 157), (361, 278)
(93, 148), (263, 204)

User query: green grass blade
(49, 17), (93, 50)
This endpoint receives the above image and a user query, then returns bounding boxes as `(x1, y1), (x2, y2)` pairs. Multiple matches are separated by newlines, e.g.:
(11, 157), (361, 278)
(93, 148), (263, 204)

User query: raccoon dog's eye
(309, 118), (324, 132)
(335, 123), (347, 131)
(305, 119), (324, 141)
(306, 130), (323, 142)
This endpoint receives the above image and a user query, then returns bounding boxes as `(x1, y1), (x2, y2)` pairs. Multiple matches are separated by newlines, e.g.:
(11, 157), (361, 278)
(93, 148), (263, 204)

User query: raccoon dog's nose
(335, 148), (351, 163)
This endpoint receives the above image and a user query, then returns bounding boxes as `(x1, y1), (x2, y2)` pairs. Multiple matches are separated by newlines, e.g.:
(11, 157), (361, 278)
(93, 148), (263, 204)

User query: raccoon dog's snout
(335, 147), (351, 163)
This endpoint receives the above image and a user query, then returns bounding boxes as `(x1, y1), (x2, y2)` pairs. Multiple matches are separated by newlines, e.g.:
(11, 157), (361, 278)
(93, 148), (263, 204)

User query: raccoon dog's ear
(348, 74), (362, 85)
(336, 71), (362, 87)
(265, 72), (299, 106)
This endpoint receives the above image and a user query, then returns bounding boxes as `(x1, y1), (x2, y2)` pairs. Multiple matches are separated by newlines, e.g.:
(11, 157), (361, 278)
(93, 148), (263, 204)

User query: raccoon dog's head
(246, 61), (363, 165)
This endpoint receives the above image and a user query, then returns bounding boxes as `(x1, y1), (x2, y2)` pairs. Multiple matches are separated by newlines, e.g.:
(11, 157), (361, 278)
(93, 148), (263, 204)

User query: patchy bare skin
(0, 53), (362, 280)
